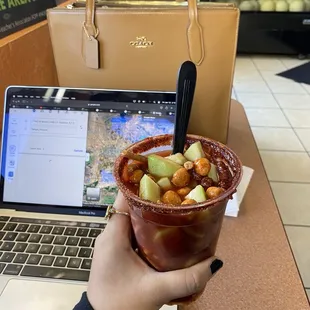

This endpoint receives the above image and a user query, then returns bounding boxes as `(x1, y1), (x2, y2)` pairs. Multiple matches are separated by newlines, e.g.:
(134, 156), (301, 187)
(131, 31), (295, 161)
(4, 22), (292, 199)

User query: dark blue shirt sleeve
(73, 292), (94, 310)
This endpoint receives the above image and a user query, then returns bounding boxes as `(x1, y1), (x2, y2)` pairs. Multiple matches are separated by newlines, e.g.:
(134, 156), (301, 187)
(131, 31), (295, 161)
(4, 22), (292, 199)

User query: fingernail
(210, 259), (223, 275)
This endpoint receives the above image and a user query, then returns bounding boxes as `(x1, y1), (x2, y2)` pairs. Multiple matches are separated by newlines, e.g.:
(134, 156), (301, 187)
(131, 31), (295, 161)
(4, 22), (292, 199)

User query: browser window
(4, 108), (88, 206)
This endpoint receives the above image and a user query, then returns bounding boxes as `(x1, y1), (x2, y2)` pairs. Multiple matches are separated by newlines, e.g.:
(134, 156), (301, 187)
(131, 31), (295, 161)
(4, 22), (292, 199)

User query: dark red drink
(114, 134), (242, 303)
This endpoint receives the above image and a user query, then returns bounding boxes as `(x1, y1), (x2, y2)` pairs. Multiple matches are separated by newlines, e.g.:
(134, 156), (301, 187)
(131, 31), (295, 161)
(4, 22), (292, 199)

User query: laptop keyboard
(0, 216), (106, 281)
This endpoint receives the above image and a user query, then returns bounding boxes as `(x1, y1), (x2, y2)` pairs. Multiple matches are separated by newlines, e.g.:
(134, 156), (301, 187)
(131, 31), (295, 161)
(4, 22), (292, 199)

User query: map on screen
(83, 112), (175, 206)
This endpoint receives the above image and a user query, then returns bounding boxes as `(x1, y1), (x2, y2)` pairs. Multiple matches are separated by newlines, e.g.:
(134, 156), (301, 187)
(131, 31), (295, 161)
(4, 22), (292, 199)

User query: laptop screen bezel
(0, 86), (176, 217)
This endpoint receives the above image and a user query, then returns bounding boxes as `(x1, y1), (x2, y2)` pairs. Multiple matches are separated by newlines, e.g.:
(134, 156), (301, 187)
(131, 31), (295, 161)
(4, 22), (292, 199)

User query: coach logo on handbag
(130, 36), (153, 48)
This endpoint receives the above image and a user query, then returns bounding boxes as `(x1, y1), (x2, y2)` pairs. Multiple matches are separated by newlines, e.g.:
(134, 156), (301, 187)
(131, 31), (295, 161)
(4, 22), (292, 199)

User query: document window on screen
(3, 108), (89, 207)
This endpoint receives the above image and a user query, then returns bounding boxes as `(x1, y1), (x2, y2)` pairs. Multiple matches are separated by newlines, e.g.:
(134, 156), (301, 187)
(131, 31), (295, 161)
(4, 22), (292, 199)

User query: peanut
(201, 176), (214, 190)
(127, 162), (146, 174)
(171, 168), (190, 188)
(188, 179), (198, 189)
(177, 187), (192, 197)
(184, 161), (194, 170)
(206, 187), (224, 199)
(129, 169), (144, 183)
(181, 199), (197, 205)
(194, 158), (211, 176)
(127, 163), (140, 174)
(162, 190), (182, 205)
(191, 170), (203, 182)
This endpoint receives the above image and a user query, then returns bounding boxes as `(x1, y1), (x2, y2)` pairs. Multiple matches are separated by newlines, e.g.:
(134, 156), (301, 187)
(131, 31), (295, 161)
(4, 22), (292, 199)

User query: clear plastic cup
(114, 134), (242, 301)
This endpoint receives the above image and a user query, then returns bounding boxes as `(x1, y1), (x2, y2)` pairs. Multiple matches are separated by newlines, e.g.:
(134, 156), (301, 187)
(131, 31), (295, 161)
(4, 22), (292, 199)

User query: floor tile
(252, 56), (286, 71)
(235, 57), (256, 71)
(284, 110), (310, 128)
(237, 93), (279, 108)
(280, 58), (310, 69)
(302, 83), (310, 94)
(251, 128), (304, 151)
(295, 129), (310, 151)
(234, 70), (264, 82)
(267, 83), (307, 95)
(260, 71), (308, 94)
(245, 109), (290, 127)
(233, 80), (270, 93)
(285, 226), (310, 288)
(261, 71), (291, 82)
(269, 83), (307, 95)
(274, 94), (310, 110)
(260, 151), (310, 182)
(271, 182), (310, 225)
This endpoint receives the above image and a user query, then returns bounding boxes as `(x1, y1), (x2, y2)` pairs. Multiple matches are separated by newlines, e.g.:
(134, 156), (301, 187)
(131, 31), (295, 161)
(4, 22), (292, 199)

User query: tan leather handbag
(47, 0), (239, 143)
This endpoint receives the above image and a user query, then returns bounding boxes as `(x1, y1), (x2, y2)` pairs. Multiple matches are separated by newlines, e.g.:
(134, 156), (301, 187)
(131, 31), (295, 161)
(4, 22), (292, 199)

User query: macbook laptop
(0, 86), (177, 310)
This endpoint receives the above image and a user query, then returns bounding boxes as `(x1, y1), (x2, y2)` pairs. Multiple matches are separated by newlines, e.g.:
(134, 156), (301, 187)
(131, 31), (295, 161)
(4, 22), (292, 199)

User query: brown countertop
(181, 100), (309, 310)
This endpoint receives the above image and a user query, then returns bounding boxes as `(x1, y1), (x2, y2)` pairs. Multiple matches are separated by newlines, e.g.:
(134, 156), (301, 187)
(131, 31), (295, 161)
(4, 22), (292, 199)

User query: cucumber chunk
(139, 174), (161, 202)
(208, 163), (219, 183)
(184, 141), (205, 161)
(166, 153), (187, 165)
(148, 154), (182, 178)
(185, 185), (207, 203)
(157, 177), (173, 191)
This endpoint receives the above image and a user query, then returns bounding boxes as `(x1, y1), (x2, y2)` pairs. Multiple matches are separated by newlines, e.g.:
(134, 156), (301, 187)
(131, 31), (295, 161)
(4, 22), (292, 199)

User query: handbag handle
(84, 0), (99, 38)
(83, 0), (204, 66)
(186, 0), (204, 65)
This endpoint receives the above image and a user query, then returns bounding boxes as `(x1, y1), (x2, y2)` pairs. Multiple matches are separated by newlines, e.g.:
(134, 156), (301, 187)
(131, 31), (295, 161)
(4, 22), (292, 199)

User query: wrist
(87, 291), (160, 310)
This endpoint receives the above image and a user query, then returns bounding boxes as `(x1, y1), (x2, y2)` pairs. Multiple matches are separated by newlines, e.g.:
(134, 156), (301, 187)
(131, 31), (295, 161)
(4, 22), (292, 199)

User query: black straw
(172, 61), (197, 154)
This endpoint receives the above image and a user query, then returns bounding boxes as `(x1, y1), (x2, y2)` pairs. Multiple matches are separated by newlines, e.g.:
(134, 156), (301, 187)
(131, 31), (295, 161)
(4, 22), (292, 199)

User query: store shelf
(237, 12), (310, 55)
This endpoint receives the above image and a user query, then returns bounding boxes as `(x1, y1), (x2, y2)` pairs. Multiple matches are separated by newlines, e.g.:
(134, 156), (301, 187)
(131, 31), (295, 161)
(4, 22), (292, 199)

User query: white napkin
(225, 166), (254, 217)
(160, 305), (177, 310)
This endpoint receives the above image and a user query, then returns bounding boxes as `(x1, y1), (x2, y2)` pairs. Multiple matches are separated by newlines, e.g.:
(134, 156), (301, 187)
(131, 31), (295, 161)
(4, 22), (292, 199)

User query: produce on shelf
(239, 0), (259, 10)
(236, 0), (310, 11)
(260, 0), (276, 11)
(226, 0), (241, 4)
(252, 0), (261, 9)
(276, 0), (289, 10)
(289, 0), (305, 10)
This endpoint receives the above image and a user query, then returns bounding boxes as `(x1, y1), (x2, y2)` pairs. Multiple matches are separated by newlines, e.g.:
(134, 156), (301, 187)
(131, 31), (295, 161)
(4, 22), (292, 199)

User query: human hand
(87, 192), (223, 310)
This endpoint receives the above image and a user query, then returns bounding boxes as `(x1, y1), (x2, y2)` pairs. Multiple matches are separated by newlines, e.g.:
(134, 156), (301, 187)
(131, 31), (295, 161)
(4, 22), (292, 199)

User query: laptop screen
(1, 87), (176, 210)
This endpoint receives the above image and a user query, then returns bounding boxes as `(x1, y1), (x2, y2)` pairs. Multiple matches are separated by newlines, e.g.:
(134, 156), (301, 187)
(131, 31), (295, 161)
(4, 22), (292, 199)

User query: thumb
(155, 257), (223, 302)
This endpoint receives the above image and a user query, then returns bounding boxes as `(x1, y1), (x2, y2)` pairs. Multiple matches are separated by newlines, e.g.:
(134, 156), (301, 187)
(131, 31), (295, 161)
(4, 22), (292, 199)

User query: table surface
(182, 100), (309, 310)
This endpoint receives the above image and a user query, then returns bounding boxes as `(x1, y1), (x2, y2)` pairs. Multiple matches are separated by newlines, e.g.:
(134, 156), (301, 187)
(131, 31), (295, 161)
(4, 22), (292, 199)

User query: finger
(155, 257), (223, 302)
(104, 191), (132, 244)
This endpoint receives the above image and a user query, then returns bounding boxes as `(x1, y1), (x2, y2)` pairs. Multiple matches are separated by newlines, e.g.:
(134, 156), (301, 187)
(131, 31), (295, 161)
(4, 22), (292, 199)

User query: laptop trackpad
(0, 279), (177, 310)
(0, 279), (86, 310)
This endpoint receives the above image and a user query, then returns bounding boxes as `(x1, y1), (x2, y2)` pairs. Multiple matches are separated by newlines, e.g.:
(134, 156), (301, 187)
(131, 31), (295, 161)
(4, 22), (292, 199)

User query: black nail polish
(210, 259), (223, 275)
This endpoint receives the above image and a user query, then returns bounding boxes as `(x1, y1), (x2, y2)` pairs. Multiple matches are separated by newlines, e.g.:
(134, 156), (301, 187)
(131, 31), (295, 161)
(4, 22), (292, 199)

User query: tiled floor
(233, 55), (310, 301)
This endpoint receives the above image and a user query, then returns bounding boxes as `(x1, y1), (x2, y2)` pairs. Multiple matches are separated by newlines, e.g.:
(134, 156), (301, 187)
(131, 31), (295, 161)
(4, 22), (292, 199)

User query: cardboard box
(0, 20), (58, 128)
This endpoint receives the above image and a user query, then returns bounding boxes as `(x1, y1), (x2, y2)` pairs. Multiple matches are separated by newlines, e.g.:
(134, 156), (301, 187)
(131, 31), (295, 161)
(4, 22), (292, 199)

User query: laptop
(0, 86), (177, 310)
